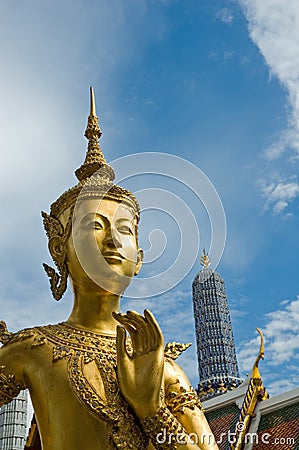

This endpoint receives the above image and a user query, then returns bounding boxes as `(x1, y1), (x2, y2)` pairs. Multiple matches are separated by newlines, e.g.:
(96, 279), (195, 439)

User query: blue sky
(0, 0), (298, 397)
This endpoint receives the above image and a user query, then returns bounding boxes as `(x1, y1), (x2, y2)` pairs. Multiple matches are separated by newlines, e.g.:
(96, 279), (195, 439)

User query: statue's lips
(102, 251), (125, 262)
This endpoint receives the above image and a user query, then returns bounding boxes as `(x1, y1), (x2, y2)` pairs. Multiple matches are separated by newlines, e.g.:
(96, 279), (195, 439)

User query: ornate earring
(42, 262), (68, 301)
(41, 211), (70, 301)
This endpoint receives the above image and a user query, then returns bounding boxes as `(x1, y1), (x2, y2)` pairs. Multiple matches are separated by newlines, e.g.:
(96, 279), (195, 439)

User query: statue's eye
(94, 221), (104, 230)
(118, 225), (133, 235)
(86, 221), (103, 230)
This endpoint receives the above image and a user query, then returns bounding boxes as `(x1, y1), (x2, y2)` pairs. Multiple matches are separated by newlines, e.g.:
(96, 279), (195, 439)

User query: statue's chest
(36, 323), (147, 450)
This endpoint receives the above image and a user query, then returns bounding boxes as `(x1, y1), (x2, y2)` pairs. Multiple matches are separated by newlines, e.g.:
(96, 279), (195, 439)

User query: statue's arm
(163, 358), (219, 450)
(0, 325), (27, 407)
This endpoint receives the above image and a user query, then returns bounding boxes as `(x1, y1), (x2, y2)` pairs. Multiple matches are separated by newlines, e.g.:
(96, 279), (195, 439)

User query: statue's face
(65, 198), (143, 295)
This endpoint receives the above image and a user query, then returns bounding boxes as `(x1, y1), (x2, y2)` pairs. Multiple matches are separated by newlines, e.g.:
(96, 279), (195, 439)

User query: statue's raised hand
(112, 309), (164, 419)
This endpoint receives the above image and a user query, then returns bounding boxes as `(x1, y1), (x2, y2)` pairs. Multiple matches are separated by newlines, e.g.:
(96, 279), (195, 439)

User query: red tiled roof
(252, 402), (299, 450)
(206, 403), (240, 450)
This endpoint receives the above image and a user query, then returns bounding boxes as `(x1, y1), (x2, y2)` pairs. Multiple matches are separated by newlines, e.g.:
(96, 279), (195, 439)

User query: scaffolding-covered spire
(192, 261), (242, 400)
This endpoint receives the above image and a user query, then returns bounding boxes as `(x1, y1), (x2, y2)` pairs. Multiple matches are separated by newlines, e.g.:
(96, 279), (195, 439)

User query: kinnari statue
(0, 88), (219, 450)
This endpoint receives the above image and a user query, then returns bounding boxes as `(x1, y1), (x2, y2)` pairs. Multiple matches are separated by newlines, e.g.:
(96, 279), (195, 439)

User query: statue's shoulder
(0, 321), (47, 348)
(0, 321), (43, 406)
(164, 341), (192, 387)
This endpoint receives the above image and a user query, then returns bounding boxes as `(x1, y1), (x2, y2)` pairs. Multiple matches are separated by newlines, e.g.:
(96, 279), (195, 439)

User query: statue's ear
(48, 236), (65, 265)
(134, 248), (144, 276)
(42, 211), (66, 266)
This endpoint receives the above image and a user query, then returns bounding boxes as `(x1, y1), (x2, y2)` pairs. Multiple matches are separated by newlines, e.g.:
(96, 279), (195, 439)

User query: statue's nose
(103, 228), (121, 249)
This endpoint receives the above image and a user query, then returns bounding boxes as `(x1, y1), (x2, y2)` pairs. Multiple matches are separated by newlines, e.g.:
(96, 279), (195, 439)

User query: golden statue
(0, 88), (219, 450)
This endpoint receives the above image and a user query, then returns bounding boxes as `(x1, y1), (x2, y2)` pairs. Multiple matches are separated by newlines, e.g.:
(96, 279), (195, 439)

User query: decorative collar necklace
(62, 321), (117, 338)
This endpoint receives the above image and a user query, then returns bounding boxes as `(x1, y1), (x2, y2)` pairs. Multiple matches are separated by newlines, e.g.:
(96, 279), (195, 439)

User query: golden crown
(49, 87), (140, 220)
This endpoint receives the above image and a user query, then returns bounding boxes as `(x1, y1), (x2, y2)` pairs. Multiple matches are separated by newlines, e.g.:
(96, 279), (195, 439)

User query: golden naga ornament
(0, 88), (220, 450)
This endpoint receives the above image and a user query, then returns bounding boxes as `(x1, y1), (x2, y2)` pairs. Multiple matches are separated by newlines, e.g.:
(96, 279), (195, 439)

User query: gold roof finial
(200, 248), (210, 269)
(230, 328), (268, 450)
(75, 86), (113, 182)
(252, 328), (265, 379)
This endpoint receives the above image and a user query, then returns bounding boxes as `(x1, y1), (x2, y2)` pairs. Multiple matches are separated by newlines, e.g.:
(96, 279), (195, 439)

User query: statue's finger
(114, 313), (147, 355)
(126, 311), (147, 335)
(126, 311), (150, 352)
(116, 325), (129, 363)
(144, 309), (164, 349)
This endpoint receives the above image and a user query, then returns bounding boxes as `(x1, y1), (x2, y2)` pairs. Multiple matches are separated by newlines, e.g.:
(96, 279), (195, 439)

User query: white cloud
(238, 296), (299, 394)
(238, 1), (299, 213)
(260, 177), (299, 214)
(239, 0), (299, 158)
(264, 129), (298, 161)
(238, 334), (261, 374)
(267, 377), (299, 397)
(215, 8), (234, 25)
(264, 297), (299, 363)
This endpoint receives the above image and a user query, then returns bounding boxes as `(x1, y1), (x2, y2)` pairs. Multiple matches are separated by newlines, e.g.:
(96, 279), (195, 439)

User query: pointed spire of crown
(200, 248), (210, 269)
(84, 86), (102, 139)
(75, 86), (115, 182)
(89, 86), (97, 118)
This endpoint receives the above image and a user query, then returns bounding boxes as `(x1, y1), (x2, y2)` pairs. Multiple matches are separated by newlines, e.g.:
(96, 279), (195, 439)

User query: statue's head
(42, 88), (143, 300)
